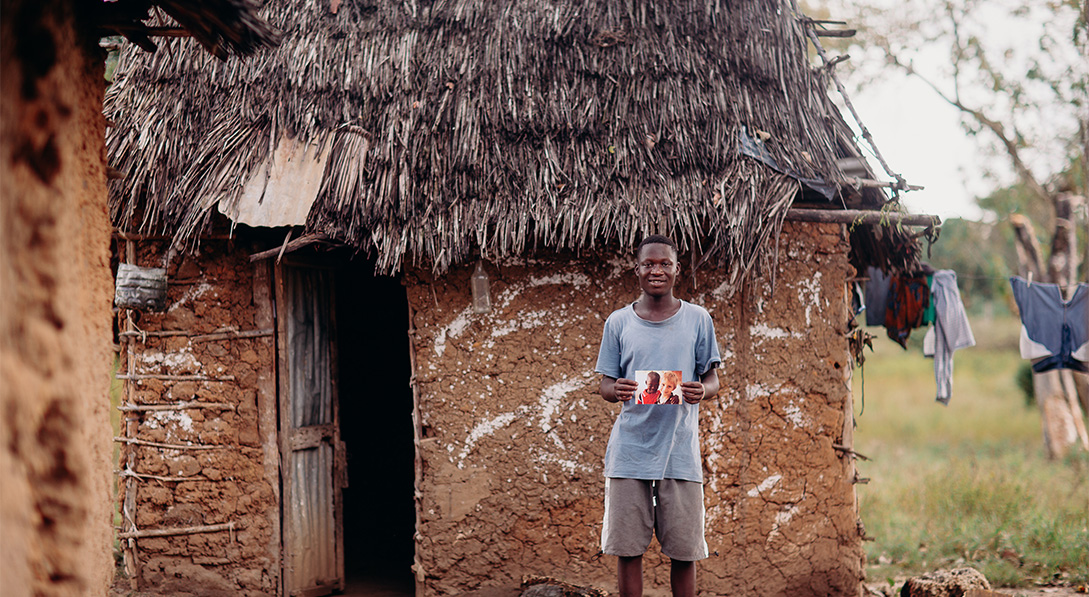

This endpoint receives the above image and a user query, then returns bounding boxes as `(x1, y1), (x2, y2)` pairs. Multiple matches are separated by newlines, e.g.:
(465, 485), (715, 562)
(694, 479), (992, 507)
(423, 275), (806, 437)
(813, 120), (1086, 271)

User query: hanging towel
(1009, 277), (1088, 373)
(884, 274), (930, 348)
(865, 266), (890, 326)
(922, 270), (976, 405)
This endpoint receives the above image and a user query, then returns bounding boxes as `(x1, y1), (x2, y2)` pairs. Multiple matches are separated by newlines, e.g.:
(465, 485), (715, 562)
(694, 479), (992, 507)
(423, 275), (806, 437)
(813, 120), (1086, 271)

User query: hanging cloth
(1009, 277), (1088, 373)
(922, 270), (976, 405)
(864, 266), (891, 327)
(922, 273), (936, 325)
(884, 273), (931, 348)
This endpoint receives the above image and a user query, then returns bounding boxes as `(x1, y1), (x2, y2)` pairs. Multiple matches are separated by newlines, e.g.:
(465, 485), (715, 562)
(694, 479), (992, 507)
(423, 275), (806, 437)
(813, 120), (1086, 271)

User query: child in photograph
(638, 371), (662, 404)
(661, 370), (681, 404)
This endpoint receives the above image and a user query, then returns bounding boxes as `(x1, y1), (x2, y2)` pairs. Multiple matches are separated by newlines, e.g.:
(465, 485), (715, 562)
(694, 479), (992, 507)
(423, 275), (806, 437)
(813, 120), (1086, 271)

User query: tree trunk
(1033, 371), (1080, 459)
(1075, 371), (1089, 414)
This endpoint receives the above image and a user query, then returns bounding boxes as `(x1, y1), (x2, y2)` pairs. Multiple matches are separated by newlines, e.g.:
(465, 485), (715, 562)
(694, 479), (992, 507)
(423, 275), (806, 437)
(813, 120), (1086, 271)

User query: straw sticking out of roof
(106, 0), (919, 287)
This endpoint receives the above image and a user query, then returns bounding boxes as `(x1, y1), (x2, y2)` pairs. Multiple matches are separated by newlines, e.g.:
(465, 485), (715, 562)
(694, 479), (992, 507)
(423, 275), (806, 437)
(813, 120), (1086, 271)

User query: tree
(825, 0), (1088, 458)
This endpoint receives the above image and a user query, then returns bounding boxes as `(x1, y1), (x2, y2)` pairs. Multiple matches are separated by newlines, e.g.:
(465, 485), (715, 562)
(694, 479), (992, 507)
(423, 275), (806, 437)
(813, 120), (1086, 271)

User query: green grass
(853, 314), (1089, 588)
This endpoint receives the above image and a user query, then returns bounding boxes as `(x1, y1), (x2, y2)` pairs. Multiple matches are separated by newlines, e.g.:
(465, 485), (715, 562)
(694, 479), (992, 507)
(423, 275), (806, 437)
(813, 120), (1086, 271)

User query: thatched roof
(94, 0), (280, 59)
(106, 0), (922, 286)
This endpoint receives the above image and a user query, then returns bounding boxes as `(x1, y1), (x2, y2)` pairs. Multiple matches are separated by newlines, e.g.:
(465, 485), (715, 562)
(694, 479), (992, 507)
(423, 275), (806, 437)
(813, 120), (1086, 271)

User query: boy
(595, 234), (722, 597)
(660, 370), (682, 405)
(637, 371), (663, 405)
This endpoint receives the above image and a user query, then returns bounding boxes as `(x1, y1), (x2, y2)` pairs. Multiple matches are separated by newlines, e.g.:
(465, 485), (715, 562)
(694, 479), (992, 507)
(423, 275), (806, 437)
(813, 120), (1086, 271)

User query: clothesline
(897, 273), (1086, 291)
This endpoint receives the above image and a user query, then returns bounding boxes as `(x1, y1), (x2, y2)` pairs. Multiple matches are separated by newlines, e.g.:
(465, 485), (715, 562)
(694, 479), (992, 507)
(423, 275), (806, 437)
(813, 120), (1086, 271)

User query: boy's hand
(601, 376), (639, 403)
(680, 381), (705, 404)
(612, 378), (638, 402)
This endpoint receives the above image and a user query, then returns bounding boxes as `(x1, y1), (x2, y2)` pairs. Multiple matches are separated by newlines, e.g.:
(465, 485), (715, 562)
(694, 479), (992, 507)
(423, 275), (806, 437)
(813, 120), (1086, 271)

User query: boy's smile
(636, 243), (679, 298)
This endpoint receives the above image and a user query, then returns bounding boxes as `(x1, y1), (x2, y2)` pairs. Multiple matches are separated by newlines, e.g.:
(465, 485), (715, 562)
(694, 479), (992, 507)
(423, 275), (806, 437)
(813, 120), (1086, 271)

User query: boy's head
(646, 371), (660, 391)
(635, 235), (679, 298)
(637, 234), (678, 260)
(662, 370), (680, 395)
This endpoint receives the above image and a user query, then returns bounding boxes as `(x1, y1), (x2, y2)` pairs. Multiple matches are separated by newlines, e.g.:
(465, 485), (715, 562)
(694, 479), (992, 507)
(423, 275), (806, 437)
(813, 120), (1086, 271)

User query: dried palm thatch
(95, 0), (280, 59)
(106, 0), (920, 288)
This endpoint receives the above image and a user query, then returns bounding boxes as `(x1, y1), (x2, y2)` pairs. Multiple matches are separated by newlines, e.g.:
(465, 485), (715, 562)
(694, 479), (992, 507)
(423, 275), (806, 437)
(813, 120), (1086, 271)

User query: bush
(1016, 362), (1035, 407)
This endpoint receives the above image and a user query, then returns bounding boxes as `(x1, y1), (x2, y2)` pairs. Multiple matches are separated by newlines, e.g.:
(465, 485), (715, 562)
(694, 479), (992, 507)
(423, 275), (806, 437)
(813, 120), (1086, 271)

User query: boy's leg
(669, 559), (695, 597)
(602, 477), (654, 597)
(618, 555), (643, 597)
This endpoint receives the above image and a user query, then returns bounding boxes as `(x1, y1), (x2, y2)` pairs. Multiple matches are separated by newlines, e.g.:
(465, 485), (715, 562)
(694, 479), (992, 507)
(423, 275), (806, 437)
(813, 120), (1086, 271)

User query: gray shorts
(601, 477), (708, 561)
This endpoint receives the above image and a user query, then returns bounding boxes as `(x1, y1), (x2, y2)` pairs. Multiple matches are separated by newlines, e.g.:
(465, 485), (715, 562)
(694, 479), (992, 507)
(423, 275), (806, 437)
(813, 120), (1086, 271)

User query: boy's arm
(600, 375), (638, 403)
(680, 366), (721, 404)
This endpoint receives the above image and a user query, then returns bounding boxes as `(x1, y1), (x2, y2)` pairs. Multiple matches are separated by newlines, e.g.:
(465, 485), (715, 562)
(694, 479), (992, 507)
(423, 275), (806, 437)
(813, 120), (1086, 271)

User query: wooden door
(276, 263), (345, 597)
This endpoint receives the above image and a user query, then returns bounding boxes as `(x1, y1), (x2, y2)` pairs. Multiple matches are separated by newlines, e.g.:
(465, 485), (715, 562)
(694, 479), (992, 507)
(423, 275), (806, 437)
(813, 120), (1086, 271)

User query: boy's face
(661, 376), (677, 396)
(647, 374), (659, 391)
(636, 243), (679, 298)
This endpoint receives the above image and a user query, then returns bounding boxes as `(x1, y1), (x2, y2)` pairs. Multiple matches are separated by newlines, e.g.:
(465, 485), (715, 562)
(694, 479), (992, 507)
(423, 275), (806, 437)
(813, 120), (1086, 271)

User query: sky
(848, 77), (991, 222)
(820, 0), (1085, 225)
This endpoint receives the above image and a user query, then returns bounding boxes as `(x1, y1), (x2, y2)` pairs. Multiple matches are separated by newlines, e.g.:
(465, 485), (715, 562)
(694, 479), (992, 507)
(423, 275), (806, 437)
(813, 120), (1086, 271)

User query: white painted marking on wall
(169, 282), (214, 311)
(538, 378), (586, 433)
(710, 280), (732, 300)
(746, 383), (773, 400)
(767, 504), (800, 543)
(138, 348), (201, 370)
(783, 400), (810, 428)
(749, 323), (799, 340)
(528, 272), (592, 287)
(456, 412), (519, 467)
(434, 308), (472, 357)
(144, 410), (194, 439)
(451, 372), (596, 472)
(747, 474), (782, 497)
(797, 271), (823, 328)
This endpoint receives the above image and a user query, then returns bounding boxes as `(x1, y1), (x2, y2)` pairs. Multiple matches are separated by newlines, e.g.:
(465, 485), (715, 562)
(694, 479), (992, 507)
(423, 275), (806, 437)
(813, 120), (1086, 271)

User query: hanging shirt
(1009, 277), (1088, 373)
(884, 274), (931, 348)
(922, 270), (975, 405)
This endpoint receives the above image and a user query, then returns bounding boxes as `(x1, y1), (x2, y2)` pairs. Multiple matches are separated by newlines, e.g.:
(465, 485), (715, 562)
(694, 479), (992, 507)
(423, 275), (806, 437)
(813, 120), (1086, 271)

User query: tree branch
(1047, 193), (1084, 288)
(883, 52), (1052, 206)
(1009, 214), (1045, 281)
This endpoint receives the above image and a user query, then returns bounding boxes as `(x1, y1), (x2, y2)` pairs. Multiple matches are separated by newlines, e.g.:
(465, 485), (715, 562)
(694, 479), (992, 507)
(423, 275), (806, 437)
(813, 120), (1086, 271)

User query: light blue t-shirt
(595, 300), (722, 482)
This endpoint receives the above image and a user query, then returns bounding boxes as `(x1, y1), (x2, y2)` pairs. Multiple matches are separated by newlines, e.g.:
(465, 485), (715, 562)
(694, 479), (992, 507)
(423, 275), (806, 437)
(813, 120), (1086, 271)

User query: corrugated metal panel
(282, 266), (340, 596)
(220, 136), (332, 228)
(289, 446), (336, 589)
(287, 268), (333, 428)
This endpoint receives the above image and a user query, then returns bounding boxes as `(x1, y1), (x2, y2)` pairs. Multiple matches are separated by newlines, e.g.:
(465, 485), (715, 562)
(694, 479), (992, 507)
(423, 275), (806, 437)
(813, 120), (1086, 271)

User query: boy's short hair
(637, 234), (678, 257)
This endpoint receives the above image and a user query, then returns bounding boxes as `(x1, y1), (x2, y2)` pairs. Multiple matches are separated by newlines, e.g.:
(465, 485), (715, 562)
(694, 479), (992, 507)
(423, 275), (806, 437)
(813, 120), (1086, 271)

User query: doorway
(335, 259), (415, 595)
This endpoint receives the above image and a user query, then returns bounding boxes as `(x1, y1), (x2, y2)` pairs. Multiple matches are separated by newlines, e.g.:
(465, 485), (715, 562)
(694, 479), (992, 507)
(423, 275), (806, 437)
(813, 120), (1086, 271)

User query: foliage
(1015, 361), (1035, 407)
(925, 218), (1017, 314)
(854, 315), (1088, 588)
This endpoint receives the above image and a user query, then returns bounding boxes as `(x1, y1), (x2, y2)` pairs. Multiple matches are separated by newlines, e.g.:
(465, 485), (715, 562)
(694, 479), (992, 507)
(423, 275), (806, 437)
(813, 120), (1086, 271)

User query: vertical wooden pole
(252, 259), (282, 595)
(407, 302), (425, 596)
(121, 239), (139, 590)
(273, 263), (293, 597)
(328, 270), (345, 593)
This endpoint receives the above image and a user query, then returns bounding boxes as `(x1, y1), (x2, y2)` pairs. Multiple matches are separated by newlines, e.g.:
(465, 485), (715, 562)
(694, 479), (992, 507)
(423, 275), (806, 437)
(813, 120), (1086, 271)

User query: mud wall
(407, 221), (864, 597)
(116, 241), (279, 596)
(0, 3), (116, 596)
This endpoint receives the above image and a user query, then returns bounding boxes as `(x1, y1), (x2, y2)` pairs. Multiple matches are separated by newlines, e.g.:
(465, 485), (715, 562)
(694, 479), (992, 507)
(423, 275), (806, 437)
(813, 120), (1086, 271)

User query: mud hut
(103, 1), (935, 595)
(0, 1), (275, 596)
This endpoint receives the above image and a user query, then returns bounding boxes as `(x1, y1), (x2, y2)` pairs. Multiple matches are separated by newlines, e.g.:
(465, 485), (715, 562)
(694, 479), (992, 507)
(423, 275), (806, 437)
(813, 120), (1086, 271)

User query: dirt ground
(109, 573), (1084, 597)
(864, 580), (1086, 597)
